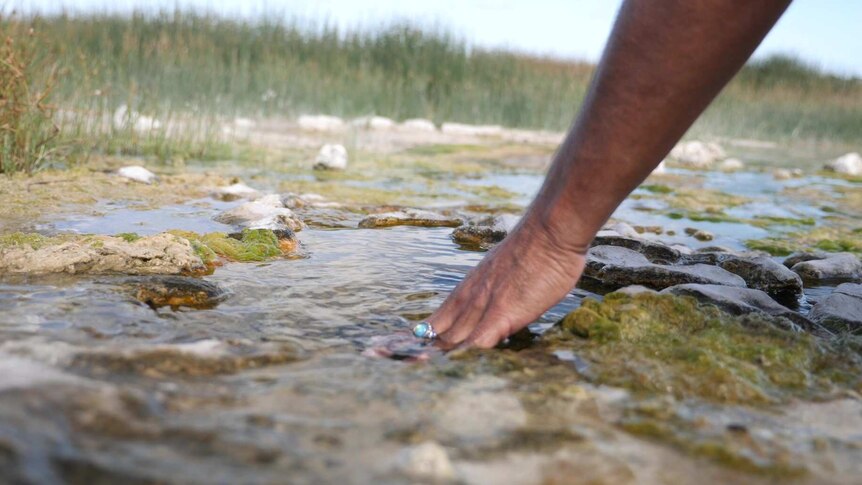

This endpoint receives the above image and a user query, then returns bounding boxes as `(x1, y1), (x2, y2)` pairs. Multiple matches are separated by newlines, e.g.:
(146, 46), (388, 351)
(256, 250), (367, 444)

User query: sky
(10, 0), (862, 77)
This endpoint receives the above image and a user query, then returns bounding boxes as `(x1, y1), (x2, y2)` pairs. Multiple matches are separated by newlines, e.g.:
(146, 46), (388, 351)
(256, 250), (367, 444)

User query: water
(1, 163), (860, 483)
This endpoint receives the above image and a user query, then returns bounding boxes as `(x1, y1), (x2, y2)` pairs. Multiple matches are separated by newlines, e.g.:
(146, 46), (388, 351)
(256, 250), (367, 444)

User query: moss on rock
(553, 292), (861, 404)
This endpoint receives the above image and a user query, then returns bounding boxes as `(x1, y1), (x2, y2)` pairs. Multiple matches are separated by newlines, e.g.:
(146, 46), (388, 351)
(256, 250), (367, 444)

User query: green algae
(116, 232), (141, 243)
(667, 210), (747, 224)
(751, 215), (816, 227)
(745, 225), (862, 256)
(169, 229), (287, 263)
(553, 292), (861, 405)
(640, 184), (673, 194)
(0, 232), (57, 250)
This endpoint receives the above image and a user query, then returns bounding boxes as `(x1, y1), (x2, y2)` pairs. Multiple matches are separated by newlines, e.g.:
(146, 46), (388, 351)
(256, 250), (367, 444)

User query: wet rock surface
(585, 245), (746, 290)
(451, 213), (520, 248)
(660, 284), (814, 332)
(123, 275), (230, 310)
(713, 254), (803, 298)
(790, 252), (862, 283)
(591, 233), (682, 264)
(358, 208), (464, 228)
(809, 283), (862, 333)
(0, 233), (206, 276)
(213, 194), (305, 232)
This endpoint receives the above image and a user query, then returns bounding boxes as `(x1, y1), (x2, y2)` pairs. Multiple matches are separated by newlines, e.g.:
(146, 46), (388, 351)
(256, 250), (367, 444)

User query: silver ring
(412, 321), (437, 340)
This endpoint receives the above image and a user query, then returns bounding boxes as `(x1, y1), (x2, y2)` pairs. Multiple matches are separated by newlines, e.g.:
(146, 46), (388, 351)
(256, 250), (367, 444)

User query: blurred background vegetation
(1, 9), (861, 173)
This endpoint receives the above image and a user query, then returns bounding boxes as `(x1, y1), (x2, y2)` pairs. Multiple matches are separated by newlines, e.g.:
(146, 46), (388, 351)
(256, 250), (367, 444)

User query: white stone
(395, 442), (456, 481)
(400, 118), (437, 132)
(212, 182), (260, 200)
(668, 140), (726, 168)
(650, 160), (667, 175)
(441, 122), (503, 137)
(117, 165), (157, 184)
(607, 222), (640, 239)
(824, 152), (862, 176)
(314, 144), (348, 171)
(297, 114), (344, 131)
(351, 115), (395, 130)
(214, 194), (303, 232)
(718, 158), (744, 171)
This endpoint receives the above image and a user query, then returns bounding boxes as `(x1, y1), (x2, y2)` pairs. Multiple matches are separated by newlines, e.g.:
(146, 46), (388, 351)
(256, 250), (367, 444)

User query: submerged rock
(824, 152), (862, 176)
(313, 144), (348, 171)
(668, 141), (726, 168)
(790, 253), (862, 282)
(0, 233), (205, 276)
(172, 228), (298, 263)
(117, 165), (157, 184)
(125, 275), (230, 310)
(715, 254), (803, 297)
(585, 245), (746, 290)
(660, 284), (813, 332)
(358, 209), (463, 229)
(451, 214), (520, 248)
(214, 194), (305, 232)
(808, 283), (862, 333)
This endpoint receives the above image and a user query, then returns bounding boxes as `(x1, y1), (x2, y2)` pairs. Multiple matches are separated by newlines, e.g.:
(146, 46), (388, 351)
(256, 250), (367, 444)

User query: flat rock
(117, 165), (157, 184)
(808, 283), (862, 333)
(660, 284), (814, 332)
(783, 251), (829, 268)
(358, 209), (463, 229)
(586, 245), (746, 290)
(590, 234), (681, 264)
(717, 255), (803, 297)
(451, 214), (520, 248)
(0, 234), (205, 276)
(212, 182), (260, 201)
(668, 140), (726, 168)
(791, 253), (862, 282)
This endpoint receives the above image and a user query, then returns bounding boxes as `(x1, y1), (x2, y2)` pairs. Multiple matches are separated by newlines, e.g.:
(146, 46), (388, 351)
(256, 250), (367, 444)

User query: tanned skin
(427, 0), (792, 348)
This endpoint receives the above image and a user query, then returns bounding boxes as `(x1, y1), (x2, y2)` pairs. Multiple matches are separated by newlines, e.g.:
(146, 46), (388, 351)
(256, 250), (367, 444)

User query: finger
(461, 313), (512, 349)
(436, 284), (493, 345)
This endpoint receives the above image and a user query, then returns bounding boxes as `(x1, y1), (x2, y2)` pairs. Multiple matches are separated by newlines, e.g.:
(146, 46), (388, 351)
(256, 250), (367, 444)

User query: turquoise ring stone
(412, 321), (437, 340)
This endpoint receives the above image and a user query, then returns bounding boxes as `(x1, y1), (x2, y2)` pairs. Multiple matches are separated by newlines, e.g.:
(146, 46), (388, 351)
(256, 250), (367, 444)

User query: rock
(358, 209), (463, 229)
(585, 245), (746, 290)
(772, 168), (803, 180)
(791, 253), (862, 282)
(212, 182), (260, 201)
(613, 285), (658, 296)
(395, 442), (456, 481)
(660, 284), (814, 332)
(718, 158), (745, 172)
(650, 160), (667, 175)
(824, 152), (862, 176)
(808, 283), (862, 333)
(605, 222), (640, 239)
(440, 122), (502, 137)
(715, 255), (803, 297)
(400, 118), (437, 132)
(0, 233), (205, 276)
(451, 214), (520, 247)
(433, 376), (527, 442)
(590, 234), (681, 264)
(685, 227), (714, 241)
(214, 194), (305, 232)
(297, 114), (344, 131)
(117, 166), (157, 184)
(668, 141), (726, 168)
(783, 251), (829, 268)
(350, 116), (395, 130)
(313, 144), (348, 171)
(124, 276), (230, 310)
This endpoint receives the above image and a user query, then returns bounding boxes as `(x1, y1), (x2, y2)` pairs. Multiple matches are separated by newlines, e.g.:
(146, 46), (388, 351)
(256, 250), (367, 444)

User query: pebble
(117, 166), (157, 184)
(718, 158), (745, 172)
(313, 144), (348, 171)
(668, 140), (726, 168)
(824, 152), (862, 176)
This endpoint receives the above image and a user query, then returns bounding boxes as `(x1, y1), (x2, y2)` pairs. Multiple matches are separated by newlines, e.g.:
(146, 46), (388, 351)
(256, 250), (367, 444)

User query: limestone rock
(313, 144), (348, 171)
(824, 152), (862, 176)
(117, 166), (157, 184)
(440, 122), (502, 137)
(791, 253), (862, 282)
(212, 182), (260, 201)
(297, 114), (344, 131)
(716, 254), (803, 297)
(400, 118), (437, 132)
(358, 209), (463, 229)
(772, 168), (803, 180)
(668, 141), (726, 168)
(718, 158), (745, 172)
(0, 233), (205, 276)
(660, 284), (814, 332)
(395, 442), (456, 481)
(452, 214), (520, 248)
(350, 116), (395, 130)
(808, 283), (862, 333)
(585, 245), (746, 290)
(214, 194), (305, 232)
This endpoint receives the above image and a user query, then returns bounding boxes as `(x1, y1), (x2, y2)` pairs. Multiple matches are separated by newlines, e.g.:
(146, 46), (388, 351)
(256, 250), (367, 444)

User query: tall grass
(1, 9), (861, 173)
